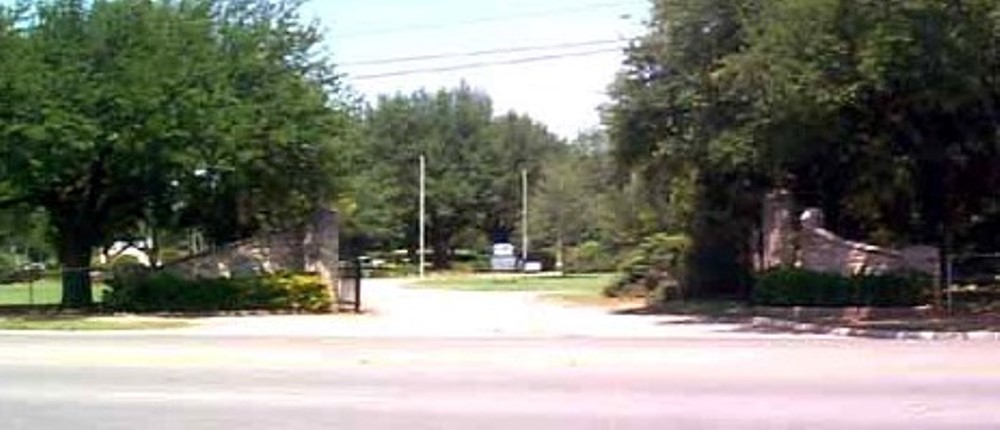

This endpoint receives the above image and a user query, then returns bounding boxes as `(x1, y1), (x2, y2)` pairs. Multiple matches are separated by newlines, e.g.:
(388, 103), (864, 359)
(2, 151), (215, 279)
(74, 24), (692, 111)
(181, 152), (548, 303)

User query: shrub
(753, 268), (928, 307)
(107, 255), (150, 281)
(856, 272), (929, 307)
(451, 254), (491, 273)
(565, 241), (616, 273)
(752, 269), (852, 306)
(605, 234), (690, 299)
(103, 272), (332, 313)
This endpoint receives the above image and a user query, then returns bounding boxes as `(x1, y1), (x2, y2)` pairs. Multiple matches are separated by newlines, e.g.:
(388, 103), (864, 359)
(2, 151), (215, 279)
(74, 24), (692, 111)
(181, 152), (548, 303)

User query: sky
(301, 0), (650, 139)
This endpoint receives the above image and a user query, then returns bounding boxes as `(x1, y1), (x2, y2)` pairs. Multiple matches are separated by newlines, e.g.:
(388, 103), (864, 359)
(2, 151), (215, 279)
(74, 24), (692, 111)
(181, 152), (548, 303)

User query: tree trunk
(432, 238), (451, 270)
(555, 233), (565, 274)
(58, 233), (94, 309)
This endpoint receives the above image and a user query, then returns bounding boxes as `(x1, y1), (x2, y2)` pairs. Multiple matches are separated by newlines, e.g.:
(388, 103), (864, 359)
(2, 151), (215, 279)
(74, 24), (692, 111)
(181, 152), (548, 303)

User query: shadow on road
(610, 300), (1000, 338)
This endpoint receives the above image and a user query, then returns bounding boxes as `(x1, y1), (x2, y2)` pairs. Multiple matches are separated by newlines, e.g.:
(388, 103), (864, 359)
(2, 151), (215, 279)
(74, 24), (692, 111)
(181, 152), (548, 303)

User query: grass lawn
(0, 279), (108, 306)
(0, 316), (192, 331)
(414, 273), (627, 304)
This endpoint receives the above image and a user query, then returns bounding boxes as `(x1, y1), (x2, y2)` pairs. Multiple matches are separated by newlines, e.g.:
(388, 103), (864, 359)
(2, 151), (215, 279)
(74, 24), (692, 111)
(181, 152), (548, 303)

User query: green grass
(0, 316), (192, 331)
(415, 273), (618, 295)
(0, 279), (108, 306)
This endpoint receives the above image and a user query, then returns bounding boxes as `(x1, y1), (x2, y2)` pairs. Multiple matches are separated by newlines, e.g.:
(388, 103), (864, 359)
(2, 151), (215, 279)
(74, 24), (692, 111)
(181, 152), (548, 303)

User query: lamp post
(419, 155), (426, 279)
(521, 168), (528, 264)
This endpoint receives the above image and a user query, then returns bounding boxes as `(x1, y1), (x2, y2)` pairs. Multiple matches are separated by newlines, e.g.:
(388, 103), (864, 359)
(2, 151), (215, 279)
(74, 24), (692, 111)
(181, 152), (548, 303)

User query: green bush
(753, 268), (928, 307)
(855, 272), (928, 307)
(605, 234), (690, 299)
(103, 272), (332, 313)
(565, 241), (616, 273)
(451, 253), (491, 273)
(107, 255), (149, 281)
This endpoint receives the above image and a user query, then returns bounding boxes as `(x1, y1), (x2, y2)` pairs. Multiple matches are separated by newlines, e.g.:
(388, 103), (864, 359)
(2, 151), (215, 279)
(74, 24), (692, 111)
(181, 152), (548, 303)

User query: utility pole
(419, 155), (426, 279)
(521, 168), (529, 264)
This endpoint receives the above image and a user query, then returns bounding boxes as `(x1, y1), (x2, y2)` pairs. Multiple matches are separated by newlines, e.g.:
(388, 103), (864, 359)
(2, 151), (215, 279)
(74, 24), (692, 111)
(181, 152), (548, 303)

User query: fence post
(945, 255), (954, 315)
(354, 257), (362, 313)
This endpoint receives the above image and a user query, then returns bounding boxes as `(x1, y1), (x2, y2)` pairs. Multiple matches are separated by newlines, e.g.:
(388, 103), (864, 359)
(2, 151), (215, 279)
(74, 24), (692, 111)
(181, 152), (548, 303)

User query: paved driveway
(185, 277), (826, 339)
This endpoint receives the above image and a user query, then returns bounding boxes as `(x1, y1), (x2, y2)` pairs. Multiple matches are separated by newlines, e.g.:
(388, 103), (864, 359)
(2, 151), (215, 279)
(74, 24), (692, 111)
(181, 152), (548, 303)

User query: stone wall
(761, 190), (797, 269)
(164, 209), (340, 285)
(761, 192), (939, 277)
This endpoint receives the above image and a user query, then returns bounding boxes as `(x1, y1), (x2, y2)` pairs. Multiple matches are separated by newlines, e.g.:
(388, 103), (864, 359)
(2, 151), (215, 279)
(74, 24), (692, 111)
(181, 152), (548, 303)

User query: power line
(336, 1), (643, 39)
(349, 47), (622, 81)
(341, 39), (623, 67)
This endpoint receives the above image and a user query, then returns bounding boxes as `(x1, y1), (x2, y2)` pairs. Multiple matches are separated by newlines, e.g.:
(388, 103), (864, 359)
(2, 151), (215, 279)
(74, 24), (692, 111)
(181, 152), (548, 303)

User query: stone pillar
(303, 208), (339, 293)
(761, 190), (796, 269)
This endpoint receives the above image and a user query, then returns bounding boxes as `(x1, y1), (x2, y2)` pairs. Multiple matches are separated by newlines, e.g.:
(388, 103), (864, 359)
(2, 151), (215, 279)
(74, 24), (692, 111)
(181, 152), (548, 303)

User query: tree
(528, 130), (628, 270)
(609, 0), (1000, 300)
(360, 86), (495, 268)
(727, 0), (1000, 258)
(354, 86), (564, 268)
(608, 0), (761, 298)
(530, 148), (590, 269)
(482, 112), (564, 245)
(0, 0), (352, 307)
(0, 206), (53, 276)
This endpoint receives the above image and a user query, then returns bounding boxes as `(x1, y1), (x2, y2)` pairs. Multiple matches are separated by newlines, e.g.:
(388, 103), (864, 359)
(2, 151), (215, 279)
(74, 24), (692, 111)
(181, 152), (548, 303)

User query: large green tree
(735, 0), (1000, 255)
(0, 0), (352, 307)
(609, 0), (1000, 299)
(481, 112), (563, 245)
(528, 130), (625, 269)
(360, 86), (496, 268)
(355, 85), (562, 267)
(609, 0), (761, 298)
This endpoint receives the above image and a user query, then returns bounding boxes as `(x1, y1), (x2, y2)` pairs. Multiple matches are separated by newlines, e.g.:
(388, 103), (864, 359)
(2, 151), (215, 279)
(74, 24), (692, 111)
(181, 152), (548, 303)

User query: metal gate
(337, 259), (362, 312)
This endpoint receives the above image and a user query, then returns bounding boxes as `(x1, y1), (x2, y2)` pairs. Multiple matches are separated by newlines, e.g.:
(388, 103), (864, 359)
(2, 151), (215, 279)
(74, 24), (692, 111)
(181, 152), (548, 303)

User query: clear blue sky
(302, 0), (650, 138)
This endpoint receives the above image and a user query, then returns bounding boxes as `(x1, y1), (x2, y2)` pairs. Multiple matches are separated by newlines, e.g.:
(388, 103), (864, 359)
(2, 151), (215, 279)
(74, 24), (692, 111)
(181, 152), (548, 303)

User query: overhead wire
(340, 38), (624, 67)
(334, 1), (642, 81)
(349, 47), (623, 81)
(335, 0), (644, 39)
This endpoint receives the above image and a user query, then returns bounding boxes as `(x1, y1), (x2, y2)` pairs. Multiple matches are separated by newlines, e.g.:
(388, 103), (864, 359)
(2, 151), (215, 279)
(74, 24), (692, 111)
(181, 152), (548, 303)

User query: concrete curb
(751, 317), (1000, 341)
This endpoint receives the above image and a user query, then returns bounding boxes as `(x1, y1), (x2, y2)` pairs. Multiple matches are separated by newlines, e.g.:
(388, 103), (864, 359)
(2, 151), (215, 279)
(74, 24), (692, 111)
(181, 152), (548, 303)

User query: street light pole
(522, 168), (528, 264)
(419, 155), (426, 279)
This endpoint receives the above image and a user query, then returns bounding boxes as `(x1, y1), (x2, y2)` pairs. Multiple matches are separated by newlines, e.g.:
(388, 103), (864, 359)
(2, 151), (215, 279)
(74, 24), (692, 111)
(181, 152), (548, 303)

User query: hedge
(103, 272), (332, 313)
(752, 268), (928, 307)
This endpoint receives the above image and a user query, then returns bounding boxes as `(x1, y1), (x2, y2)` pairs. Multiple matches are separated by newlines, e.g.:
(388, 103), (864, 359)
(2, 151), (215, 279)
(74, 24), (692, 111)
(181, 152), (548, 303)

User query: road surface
(1, 278), (998, 429)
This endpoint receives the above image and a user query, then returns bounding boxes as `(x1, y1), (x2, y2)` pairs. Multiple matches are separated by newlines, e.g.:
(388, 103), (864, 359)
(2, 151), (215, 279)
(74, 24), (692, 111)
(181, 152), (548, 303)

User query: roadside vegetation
(0, 316), (190, 331)
(104, 272), (331, 314)
(0, 0), (997, 319)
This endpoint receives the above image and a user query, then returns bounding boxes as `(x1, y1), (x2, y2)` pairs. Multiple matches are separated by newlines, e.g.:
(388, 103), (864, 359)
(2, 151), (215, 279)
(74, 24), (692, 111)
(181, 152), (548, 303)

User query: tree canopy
(0, 0), (353, 307)
(348, 85), (563, 268)
(609, 0), (1000, 297)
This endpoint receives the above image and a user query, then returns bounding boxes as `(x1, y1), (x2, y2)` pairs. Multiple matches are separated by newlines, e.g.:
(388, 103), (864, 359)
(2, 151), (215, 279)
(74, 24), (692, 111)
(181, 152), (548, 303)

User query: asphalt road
(2, 279), (999, 429)
(1, 335), (999, 429)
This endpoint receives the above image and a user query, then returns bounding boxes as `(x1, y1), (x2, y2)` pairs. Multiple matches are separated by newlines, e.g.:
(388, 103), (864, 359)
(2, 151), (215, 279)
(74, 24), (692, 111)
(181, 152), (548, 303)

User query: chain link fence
(946, 253), (1000, 314)
(0, 267), (107, 307)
